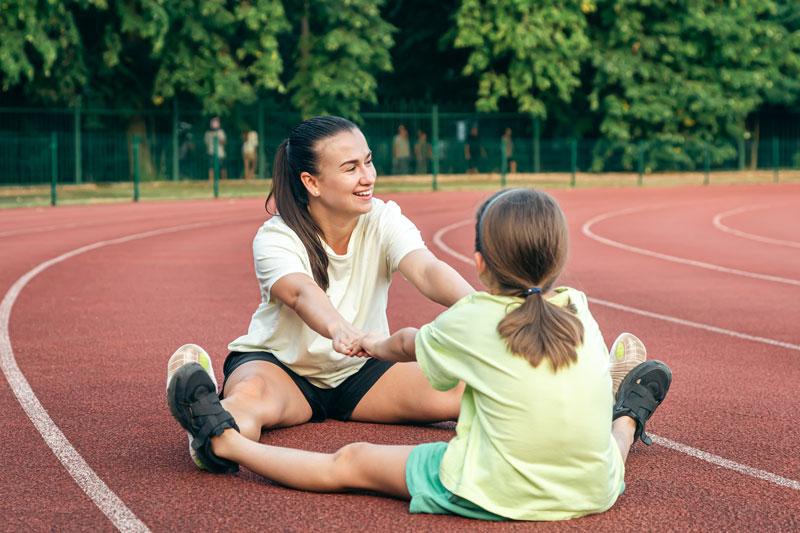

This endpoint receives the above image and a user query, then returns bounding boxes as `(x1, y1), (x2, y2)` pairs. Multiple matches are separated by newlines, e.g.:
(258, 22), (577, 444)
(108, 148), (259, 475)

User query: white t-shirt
(229, 198), (426, 388)
(204, 129), (227, 158)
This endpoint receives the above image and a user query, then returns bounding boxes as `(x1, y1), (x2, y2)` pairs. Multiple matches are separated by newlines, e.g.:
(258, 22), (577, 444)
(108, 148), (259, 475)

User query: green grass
(2, 170), (798, 209)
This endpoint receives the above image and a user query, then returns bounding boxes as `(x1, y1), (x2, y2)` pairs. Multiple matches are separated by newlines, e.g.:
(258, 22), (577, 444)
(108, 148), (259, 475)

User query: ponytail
(497, 289), (584, 371)
(266, 140), (330, 291)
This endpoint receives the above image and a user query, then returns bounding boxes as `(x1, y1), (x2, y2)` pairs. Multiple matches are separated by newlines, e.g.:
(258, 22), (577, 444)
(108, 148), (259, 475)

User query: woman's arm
(398, 248), (474, 308)
(270, 272), (365, 355)
(350, 328), (419, 362)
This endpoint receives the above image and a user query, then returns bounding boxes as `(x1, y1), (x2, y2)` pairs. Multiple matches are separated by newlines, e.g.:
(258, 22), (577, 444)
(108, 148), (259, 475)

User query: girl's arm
(397, 249), (474, 308)
(350, 328), (419, 362)
(270, 272), (365, 355)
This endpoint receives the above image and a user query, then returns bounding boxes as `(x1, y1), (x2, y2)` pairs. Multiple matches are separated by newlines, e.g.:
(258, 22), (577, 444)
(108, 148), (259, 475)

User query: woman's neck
(310, 206), (359, 255)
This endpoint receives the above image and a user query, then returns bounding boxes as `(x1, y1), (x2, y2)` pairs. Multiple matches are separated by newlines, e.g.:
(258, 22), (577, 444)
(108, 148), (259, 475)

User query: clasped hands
(330, 323), (386, 359)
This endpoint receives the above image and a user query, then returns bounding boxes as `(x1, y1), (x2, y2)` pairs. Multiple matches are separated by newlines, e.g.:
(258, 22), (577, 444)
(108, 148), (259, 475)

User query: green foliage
(286, 0), (395, 120)
(0, 0), (105, 103)
(588, 0), (800, 171)
(454, 0), (591, 116)
(97, 0), (290, 113)
(455, 0), (800, 171)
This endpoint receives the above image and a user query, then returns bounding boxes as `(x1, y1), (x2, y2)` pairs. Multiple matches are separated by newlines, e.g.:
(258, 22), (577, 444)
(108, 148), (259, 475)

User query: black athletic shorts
(221, 351), (394, 422)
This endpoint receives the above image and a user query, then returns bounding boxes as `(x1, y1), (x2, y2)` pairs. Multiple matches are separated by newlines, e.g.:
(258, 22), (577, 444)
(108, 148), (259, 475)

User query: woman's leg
(212, 429), (414, 498)
(221, 361), (313, 441)
(349, 362), (464, 423)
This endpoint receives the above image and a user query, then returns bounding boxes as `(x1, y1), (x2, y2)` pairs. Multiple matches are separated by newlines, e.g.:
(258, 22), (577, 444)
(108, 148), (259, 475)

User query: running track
(1, 184), (799, 532)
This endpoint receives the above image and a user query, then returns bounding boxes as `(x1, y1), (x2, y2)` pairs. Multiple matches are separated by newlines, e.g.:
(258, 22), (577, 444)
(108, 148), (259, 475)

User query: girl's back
(415, 288), (625, 520)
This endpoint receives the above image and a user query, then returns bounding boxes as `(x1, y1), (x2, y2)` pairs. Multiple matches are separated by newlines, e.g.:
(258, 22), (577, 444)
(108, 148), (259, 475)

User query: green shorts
(406, 442), (626, 521)
(405, 442), (506, 521)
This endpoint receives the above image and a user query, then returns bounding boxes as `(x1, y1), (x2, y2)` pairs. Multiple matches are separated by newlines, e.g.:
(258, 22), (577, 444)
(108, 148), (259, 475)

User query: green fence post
(431, 105), (439, 191)
(637, 140), (644, 186)
(258, 100), (266, 180)
(533, 116), (541, 173)
(74, 99), (82, 184)
(773, 137), (779, 183)
(570, 138), (577, 187)
(501, 138), (507, 187)
(51, 132), (58, 206)
(704, 142), (710, 185)
(213, 136), (220, 198)
(172, 99), (179, 181)
(133, 135), (140, 202)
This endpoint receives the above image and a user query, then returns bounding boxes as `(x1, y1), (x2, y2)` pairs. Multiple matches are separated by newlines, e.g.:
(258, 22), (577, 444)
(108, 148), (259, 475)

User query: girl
(167, 188), (672, 520)
(167, 116), (474, 473)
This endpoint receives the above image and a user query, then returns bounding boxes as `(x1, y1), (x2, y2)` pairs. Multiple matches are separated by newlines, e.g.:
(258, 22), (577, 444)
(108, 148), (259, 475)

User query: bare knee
(329, 442), (372, 491)
(222, 374), (292, 437)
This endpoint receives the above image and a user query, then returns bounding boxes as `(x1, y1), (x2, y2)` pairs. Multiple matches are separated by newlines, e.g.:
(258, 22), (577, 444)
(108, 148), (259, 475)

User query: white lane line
(713, 204), (800, 249)
(432, 218), (800, 492)
(651, 436), (800, 491)
(582, 206), (800, 287)
(0, 215), (259, 532)
(588, 297), (800, 352)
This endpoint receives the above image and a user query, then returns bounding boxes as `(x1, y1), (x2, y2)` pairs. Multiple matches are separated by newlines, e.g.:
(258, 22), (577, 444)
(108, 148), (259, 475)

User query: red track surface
(1, 185), (799, 532)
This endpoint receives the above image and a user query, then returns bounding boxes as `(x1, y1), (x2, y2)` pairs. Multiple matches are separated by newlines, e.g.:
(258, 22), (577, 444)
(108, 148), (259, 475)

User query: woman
(167, 116), (474, 472)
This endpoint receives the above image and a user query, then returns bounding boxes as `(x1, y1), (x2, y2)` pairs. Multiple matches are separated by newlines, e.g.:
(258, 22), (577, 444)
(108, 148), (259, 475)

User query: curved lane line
(432, 219), (800, 492)
(713, 204), (800, 249)
(582, 206), (800, 287)
(0, 216), (259, 533)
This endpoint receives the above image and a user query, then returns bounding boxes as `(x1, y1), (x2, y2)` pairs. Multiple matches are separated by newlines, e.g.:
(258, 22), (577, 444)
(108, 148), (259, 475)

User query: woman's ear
(300, 171), (320, 197)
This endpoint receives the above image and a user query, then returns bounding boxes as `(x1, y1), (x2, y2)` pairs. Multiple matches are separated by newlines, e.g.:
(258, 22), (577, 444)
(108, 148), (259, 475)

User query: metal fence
(2, 105), (799, 189)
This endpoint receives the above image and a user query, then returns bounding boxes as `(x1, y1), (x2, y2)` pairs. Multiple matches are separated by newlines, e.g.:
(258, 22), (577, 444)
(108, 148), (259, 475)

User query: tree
(453, 0), (592, 117)
(285, 0), (395, 120)
(0, 0), (100, 104)
(587, 0), (800, 172)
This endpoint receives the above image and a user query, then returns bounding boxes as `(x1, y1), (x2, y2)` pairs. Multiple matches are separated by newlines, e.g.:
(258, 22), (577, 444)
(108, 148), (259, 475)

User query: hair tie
(524, 287), (542, 296)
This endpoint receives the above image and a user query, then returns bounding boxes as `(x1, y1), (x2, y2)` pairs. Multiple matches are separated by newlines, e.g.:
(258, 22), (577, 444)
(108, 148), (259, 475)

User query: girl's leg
(349, 362), (464, 423)
(212, 429), (414, 498)
(612, 416), (636, 464)
(221, 361), (313, 441)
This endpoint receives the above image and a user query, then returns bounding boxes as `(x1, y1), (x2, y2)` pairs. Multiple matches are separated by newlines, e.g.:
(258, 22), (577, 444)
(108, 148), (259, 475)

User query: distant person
(414, 130), (432, 174)
(178, 122), (195, 179)
(502, 127), (516, 173)
(242, 128), (259, 180)
(392, 124), (411, 175)
(204, 117), (227, 181)
(166, 187), (671, 521)
(464, 124), (485, 174)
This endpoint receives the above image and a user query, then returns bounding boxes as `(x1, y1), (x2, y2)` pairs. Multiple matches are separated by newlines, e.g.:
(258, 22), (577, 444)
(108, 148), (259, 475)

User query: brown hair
(266, 116), (359, 291)
(475, 189), (584, 371)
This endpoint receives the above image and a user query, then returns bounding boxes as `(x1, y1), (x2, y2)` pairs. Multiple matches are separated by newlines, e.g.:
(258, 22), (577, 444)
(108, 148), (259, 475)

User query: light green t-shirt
(415, 288), (625, 521)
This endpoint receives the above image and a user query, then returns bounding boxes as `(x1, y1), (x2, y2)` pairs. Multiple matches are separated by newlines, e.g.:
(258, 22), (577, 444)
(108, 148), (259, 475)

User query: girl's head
(474, 189), (584, 371)
(267, 116), (375, 291)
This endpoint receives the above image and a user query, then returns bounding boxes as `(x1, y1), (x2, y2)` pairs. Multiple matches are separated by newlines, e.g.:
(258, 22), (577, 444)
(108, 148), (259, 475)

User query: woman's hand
(331, 322), (367, 357)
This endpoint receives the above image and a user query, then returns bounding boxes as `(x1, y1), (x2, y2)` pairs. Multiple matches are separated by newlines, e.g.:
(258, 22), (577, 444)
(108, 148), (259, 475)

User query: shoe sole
(166, 344), (217, 470)
(608, 333), (647, 398)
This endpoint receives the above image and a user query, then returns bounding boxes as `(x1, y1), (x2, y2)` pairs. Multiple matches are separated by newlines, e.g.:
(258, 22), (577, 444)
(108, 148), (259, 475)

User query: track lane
(3, 186), (799, 531)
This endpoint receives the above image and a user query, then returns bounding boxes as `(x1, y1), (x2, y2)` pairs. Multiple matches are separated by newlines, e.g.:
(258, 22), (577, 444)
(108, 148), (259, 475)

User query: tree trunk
(749, 116), (759, 170)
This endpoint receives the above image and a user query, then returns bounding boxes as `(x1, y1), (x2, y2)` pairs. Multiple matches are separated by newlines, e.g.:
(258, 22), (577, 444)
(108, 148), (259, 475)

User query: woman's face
(308, 128), (376, 218)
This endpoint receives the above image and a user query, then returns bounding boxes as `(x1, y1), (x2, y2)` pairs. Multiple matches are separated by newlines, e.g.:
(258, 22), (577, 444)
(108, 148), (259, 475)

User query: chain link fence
(2, 105), (798, 204)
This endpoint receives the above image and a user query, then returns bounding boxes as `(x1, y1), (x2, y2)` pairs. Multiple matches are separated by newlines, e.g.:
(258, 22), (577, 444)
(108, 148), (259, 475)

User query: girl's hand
(348, 333), (387, 359)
